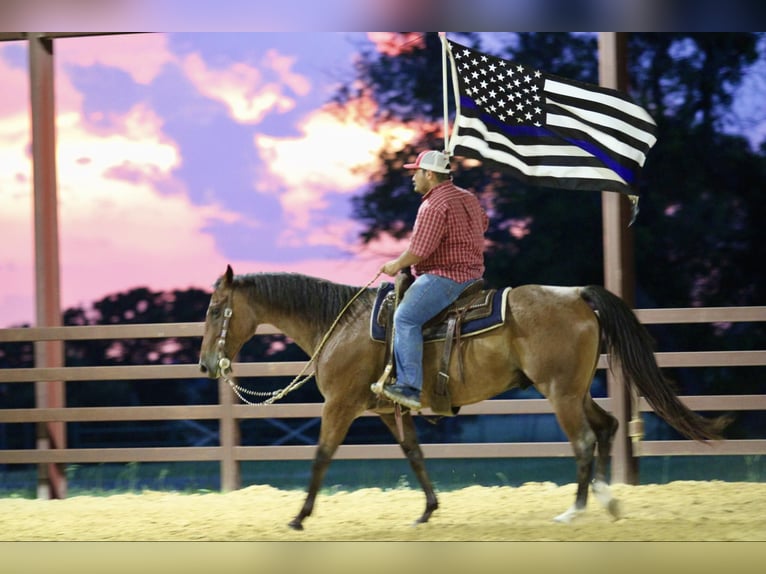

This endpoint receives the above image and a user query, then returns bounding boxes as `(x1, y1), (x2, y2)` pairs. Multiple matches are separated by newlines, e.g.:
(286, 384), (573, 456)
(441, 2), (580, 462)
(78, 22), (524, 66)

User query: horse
(198, 265), (730, 529)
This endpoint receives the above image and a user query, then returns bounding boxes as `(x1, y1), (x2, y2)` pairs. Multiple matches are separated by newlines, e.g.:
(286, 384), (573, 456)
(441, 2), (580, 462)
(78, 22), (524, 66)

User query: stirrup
(370, 363), (394, 395)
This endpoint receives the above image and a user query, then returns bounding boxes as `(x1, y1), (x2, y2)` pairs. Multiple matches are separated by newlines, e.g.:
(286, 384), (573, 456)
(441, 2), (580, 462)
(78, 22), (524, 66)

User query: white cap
(403, 150), (450, 174)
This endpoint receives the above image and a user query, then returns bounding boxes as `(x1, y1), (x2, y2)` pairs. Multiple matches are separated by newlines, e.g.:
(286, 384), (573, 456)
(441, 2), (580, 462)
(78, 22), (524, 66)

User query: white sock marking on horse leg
(592, 479), (622, 519)
(592, 480), (612, 507)
(553, 504), (583, 524)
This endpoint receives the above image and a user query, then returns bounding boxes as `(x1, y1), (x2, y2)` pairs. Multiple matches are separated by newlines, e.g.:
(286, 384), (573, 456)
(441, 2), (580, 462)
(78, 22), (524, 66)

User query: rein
(215, 272), (382, 405)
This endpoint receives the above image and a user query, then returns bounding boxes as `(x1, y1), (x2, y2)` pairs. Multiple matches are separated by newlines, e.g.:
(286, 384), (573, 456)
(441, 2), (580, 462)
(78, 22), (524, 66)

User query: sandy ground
(1, 480), (764, 542)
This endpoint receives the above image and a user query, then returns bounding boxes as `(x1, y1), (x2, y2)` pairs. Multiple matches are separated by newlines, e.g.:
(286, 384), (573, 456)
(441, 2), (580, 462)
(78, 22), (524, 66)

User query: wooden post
(29, 34), (67, 499)
(598, 32), (640, 485)
(218, 376), (241, 491)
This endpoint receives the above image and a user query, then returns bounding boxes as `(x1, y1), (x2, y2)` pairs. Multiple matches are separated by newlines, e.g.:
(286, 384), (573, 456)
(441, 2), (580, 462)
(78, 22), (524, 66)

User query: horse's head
(198, 264), (258, 379)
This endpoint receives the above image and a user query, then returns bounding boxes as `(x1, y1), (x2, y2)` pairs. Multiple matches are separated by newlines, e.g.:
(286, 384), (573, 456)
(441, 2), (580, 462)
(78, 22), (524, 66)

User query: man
(379, 150), (489, 410)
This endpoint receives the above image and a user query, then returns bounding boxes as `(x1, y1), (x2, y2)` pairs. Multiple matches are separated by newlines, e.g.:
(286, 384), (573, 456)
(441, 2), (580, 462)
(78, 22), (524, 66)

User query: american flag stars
(453, 45), (545, 126)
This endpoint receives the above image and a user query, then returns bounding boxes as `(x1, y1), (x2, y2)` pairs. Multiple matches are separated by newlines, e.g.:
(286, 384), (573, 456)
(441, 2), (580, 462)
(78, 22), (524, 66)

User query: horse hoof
(607, 499), (622, 520)
(288, 519), (304, 531)
(553, 505), (582, 524)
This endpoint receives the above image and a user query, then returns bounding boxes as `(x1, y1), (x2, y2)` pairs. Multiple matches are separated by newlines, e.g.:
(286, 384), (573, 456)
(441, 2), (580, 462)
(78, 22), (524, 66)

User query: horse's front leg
(288, 402), (356, 531)
(288, 445), (332, 530)
(380, 410), (439, 525)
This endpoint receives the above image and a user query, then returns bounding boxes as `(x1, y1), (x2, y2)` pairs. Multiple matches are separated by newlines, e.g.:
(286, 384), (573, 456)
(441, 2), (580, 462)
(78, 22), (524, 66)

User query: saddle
(370, 272), (510, 416)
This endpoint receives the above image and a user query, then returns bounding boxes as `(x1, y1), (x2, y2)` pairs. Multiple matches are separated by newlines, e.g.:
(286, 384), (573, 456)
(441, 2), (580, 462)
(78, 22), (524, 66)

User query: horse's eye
(208, 306), (221, 318)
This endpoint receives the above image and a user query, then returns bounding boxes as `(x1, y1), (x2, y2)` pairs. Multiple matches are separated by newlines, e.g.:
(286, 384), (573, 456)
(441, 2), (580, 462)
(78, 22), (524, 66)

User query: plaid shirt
(409, 180), (488, 282)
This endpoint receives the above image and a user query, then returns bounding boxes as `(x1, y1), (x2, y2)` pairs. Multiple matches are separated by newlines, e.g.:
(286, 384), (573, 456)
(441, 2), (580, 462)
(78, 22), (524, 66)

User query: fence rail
(1, 305), (765, 496)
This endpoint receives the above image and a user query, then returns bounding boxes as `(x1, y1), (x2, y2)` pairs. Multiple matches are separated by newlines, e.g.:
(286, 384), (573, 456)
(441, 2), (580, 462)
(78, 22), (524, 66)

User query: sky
(2, 31), (765, 328)
(0, 32), (423, 327)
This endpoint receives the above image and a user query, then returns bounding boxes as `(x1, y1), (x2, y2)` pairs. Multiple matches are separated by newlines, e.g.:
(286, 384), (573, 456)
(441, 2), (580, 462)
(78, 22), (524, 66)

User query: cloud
(0, 44), (29, 118)
(56, 33), (174, 85)
(367, 32), (425, 56)
(0, 34), (417, 327)
(52, 102), (246, 306)
(253, 96), (418, 230)
(0, 47), (36, 326)
(57, 104), (180, 191)
(223, 231), (411, 292)
(180, 49), (310, 124)
(0, 89), (243, 326)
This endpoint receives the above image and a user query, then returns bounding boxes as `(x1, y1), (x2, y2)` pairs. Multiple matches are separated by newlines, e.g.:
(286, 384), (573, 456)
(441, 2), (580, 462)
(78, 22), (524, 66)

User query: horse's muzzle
(198, 360), (218, 379)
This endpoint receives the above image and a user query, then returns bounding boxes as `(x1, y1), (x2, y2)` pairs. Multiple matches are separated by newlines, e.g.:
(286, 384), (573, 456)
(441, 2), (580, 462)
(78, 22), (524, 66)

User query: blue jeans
(393, 273), (475, 391)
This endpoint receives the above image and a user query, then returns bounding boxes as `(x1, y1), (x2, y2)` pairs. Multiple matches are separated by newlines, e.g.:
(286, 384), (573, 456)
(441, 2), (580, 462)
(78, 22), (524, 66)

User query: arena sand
(1, 480), (764, 542)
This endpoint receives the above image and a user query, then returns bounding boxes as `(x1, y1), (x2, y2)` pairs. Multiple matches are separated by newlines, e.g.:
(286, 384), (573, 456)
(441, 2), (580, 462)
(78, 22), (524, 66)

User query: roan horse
(198, 265), (729, 529)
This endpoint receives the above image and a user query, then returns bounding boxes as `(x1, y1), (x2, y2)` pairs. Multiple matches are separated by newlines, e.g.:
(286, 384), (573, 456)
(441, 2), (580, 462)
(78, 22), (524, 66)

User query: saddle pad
(369, 282), (511, 343)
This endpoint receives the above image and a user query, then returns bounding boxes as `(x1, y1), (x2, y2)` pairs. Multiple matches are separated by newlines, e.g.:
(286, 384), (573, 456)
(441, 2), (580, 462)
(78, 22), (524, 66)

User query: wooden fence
(1, 305), (766, 497)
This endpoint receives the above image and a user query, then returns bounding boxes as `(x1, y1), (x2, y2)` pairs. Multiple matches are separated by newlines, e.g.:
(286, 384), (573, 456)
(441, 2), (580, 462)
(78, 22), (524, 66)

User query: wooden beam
(0, 361), (311, 383)
(599, 32), (639, 484)
(0, 322), (281, 342)
(219, 376), (241, 492)
(29, 33), (66, 500)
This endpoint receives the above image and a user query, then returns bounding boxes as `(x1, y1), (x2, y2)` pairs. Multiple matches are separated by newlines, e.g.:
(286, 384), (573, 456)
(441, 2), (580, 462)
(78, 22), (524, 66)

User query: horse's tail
(580, 285), (732, 442)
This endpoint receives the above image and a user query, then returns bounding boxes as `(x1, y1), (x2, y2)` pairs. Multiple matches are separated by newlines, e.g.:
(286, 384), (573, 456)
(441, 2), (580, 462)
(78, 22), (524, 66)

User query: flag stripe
(453, 116), (630, 188)
(453, 141), (633, 193)
(544, 78), (655, 127)
(546, 89), (657, 141)
(546, 92), (658, 149)
(457, 111), (592, 158)
(546, 111), (652, 167)
(458, 96), (637, 182)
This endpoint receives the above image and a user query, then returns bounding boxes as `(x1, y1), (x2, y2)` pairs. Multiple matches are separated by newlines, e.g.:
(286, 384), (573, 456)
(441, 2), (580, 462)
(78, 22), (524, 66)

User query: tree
(340, 32), (766, 414)
(342, 33), (764, 305)
(345, 32), (608, 289)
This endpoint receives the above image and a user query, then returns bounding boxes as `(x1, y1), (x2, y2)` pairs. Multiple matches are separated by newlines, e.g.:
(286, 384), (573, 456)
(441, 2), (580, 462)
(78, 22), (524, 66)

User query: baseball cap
(403, 150), (450, 174)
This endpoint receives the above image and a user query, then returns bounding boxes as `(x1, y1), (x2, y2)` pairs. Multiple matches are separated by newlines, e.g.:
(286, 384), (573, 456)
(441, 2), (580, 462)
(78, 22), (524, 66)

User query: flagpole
(439, 32), (449, 155)
(441, 35), (462, 157)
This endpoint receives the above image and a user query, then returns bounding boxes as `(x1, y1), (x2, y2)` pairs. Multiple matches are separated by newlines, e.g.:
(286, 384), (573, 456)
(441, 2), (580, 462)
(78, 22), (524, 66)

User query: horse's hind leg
(380, 411), (439, 525)
(584, 396), (621, 519)
(549, 393), (597, 523)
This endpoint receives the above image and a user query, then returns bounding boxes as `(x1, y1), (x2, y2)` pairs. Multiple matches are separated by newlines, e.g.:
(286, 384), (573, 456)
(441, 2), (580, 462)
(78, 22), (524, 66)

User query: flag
(446, 39), (657, 197)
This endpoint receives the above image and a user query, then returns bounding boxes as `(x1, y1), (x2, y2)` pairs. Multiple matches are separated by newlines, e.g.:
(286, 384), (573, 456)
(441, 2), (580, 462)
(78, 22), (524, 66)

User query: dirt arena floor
(1, 480), (764, 541)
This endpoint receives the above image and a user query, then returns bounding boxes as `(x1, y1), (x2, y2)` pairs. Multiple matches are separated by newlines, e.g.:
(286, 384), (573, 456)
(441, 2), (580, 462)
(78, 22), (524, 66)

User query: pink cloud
(180, 50), (307, 124)
(0, 50), (35, 326)
(0, 35), (423, 328)
(56, 33), (174, 85)
(254, 96), (418, 235)
(0, 93), (241, 326)
(367, 33), (426, 57)
(221, 231), (410, 294)
(263, 49), (311, 96)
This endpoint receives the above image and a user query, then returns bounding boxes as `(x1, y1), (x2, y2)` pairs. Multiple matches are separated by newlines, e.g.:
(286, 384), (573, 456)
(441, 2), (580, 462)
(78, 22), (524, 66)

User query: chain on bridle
(213, 301), (313, 405)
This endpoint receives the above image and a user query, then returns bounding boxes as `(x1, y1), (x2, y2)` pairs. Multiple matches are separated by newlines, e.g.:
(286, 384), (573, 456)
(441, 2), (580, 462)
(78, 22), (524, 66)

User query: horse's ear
(224, 264), (234, 285)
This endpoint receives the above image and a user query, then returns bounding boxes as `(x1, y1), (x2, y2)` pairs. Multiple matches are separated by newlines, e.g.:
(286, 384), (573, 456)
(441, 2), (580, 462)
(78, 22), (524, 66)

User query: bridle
(210, 298), (311, 405)
(209, 272), (381, 405)
(214, 306), (234, 379)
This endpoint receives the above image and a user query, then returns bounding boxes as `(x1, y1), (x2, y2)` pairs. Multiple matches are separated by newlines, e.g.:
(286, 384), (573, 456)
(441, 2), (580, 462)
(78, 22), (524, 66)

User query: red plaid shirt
(409, 180), (488, 282)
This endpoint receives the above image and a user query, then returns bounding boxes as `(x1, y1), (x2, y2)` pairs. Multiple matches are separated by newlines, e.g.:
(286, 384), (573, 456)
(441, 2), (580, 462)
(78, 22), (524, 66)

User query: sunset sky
(0, 32), (425, 327)
(2, 32), (765, 328)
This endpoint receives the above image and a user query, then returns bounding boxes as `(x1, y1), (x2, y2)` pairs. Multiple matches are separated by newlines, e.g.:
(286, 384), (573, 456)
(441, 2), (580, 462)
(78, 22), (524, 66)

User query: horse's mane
(228, 273), (373, 332)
